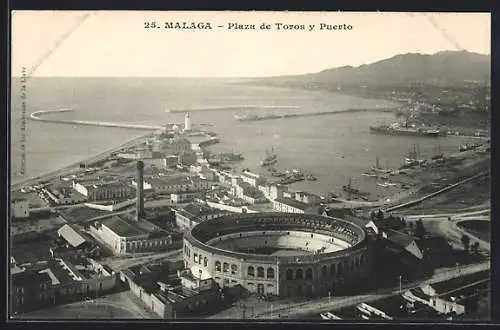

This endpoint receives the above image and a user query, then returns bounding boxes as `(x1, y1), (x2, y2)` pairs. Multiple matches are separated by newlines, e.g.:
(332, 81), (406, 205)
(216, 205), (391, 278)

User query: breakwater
(236, 107), (397, 122)
(30, 109), (161, 131)
(167, 105), (300, 113)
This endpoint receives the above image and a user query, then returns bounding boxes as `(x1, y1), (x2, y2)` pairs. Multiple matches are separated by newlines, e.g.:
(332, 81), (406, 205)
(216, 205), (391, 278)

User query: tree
(461, 234), (471, 252)
(409, 221), (414, 228)
(370, 211), (376, 221)
(401, 217), (407, 227)
(415, 219), (425, 240)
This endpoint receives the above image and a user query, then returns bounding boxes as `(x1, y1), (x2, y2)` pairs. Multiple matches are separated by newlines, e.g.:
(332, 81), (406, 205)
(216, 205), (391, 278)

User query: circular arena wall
(183, 213), (372, 297)
(183, 213), (373, 298)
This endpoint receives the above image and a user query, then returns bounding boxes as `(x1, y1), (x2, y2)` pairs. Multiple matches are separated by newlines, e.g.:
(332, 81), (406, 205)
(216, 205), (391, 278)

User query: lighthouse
(184, 112), (192, 132)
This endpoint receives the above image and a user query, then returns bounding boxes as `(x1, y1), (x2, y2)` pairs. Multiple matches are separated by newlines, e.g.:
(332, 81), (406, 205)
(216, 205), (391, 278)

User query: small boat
(361, 172), (377, 177)
(320, 312), (341, 320)
(261, 146), (278, 167)
(306, 174), (317, 181)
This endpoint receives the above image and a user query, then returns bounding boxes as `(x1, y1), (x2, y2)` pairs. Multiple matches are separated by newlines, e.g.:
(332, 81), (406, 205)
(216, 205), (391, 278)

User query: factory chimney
(136, 161), (145, 221)
(184, 112), (192, 131)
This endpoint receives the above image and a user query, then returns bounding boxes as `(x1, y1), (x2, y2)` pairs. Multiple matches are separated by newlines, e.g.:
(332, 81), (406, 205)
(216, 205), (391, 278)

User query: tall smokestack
(136, 161), (144, 221)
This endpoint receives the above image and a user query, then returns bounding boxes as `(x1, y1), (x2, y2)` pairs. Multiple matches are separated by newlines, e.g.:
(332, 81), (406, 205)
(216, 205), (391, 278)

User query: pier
(235, 107), (397, 122)
(167, 105), (300, 113)
(30, 109), (161, 131)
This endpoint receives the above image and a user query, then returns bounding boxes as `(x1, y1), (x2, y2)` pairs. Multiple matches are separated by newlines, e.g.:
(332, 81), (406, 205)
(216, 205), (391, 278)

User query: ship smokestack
(136, 161), (145, 221)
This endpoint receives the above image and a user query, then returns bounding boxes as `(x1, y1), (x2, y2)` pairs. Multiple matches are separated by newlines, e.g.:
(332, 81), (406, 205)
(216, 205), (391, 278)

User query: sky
(11, 11), (491, 77)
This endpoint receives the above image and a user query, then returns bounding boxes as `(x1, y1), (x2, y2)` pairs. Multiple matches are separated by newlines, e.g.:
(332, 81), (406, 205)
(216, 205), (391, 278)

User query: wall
(90, 223), (122, 254)
(430, 296), (466, 315)
(272, 200), (305, 214)
(206, 230), (350, 253)
(123, 271), (168, 318)
(205, 201), (258, 214)
(184, 235), (372, 298)
(84, 198), (136, 211)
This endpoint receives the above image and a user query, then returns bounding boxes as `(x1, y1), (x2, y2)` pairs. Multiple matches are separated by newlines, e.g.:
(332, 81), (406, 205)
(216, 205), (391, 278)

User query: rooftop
(409, 288), (432, 301)
(367, 295), (417, 319)
(57, 224), (86, 248)
(385, 229), (418, 248)
(430, 270), (490, 297)
(75, 179), (131, 189)
(101, 216), (146, 237)
(148, 175), (192, 187)
(11, 270), (52, 287)
(46, 259), (78, 284)
(180, 203), (223, 218)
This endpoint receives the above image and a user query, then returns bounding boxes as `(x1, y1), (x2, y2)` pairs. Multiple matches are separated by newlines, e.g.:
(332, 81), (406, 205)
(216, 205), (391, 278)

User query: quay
(30, 109), (161, 131)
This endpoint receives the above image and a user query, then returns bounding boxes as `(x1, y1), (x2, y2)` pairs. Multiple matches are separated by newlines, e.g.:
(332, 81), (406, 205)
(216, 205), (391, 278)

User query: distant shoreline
(11, 133), (151, 189)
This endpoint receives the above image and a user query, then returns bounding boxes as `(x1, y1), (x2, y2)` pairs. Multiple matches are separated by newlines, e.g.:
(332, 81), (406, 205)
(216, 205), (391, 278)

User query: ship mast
(347, 177), (352, 201)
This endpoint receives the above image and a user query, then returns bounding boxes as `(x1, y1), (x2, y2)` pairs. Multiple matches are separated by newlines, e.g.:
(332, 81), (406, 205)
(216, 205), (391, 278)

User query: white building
(272, 197), (321, 214)
(171, 192), (198, 204)
(269, 184), (287, 200)
(162, 155), (179, 168)
(241, 171), (264, 187)
(90, 216), (173, 255)
(131, 180), (153, 191)
(178, 265), (214, 292)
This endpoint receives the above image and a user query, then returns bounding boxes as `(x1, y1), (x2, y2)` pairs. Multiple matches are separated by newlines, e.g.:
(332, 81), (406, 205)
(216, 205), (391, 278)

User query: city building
(137, 176), (211, 195)
(294, 191), (322, 205)
(232, 182), (268, 205)
(51, 224), (101, 260)
(178, 151), (198, 167)
(120, 261), (221, 319)
(10, 257), (118, 314)
(417, 271), (489, 316)
(10, 267), (53, 314)
(89, 215), (174, 255)
(163, 155), (180, 168)
(174, 202), (232, 229)
(43, 185), (87, 205)
(269, 184), (288, 201)
(323, 208), (379, 235)
(382, 230), (424, 261)
(72, 179), (135, 201)
(272, 197), (322, 214)
(171, 192), (200, 204)
(161, 138), (192, 155)
(241, 171), (265, 187)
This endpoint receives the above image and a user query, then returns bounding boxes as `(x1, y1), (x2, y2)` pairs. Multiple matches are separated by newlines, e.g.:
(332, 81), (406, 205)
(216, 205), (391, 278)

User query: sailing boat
(369, 156), (390, 174)
(431, 144), (443, 160)
(260, 145), (278, 166)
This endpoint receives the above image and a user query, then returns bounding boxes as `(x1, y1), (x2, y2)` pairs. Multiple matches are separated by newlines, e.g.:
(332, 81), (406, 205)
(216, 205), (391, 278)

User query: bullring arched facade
(183, 213), (373, 297)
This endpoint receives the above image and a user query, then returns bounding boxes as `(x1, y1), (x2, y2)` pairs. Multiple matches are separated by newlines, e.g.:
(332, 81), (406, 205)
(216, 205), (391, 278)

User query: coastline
(11, 132), (152, 190)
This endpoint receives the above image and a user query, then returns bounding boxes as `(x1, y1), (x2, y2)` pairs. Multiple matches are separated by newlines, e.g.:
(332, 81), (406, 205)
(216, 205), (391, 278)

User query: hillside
(253, 51), (490, 88)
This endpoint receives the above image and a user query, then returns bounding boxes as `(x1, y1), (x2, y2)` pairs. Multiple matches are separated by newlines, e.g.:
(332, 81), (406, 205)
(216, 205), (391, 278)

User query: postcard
(9, 10), (491, 321)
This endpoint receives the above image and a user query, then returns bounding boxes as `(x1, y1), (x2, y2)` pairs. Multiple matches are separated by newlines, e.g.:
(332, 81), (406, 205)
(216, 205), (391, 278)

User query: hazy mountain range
(253, 51), (490, 88)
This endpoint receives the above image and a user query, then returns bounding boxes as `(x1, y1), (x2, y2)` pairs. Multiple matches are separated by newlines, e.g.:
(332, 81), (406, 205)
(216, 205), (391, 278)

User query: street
(207, 261), (490, 320)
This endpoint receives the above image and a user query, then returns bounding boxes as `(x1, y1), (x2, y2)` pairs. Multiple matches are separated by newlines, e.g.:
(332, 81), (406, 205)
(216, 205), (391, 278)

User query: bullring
(183, 213), (373, 297)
